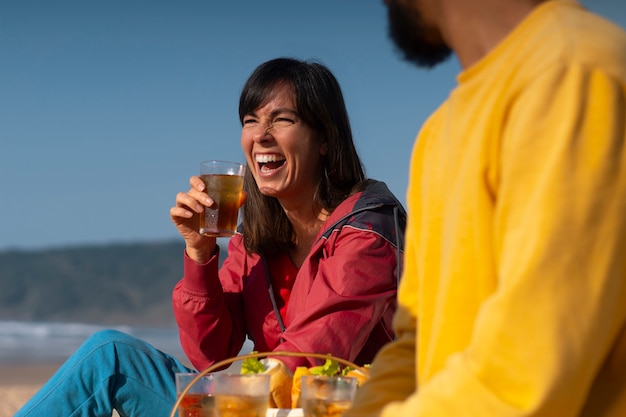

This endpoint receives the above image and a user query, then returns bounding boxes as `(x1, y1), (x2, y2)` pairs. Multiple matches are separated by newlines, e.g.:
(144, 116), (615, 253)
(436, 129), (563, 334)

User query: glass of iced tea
(199, 160), (245, 237)
(175, 372), (216, 417)
(300, 376), (357, 417)
(213, 373), (270, 417)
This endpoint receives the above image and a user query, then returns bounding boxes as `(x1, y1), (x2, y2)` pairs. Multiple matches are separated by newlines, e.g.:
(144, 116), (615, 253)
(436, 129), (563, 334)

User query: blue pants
(14, 329), (193, 417)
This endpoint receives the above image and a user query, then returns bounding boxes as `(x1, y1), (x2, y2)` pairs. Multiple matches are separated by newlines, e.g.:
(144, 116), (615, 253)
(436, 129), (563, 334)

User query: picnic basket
(169, 350), (368, 417)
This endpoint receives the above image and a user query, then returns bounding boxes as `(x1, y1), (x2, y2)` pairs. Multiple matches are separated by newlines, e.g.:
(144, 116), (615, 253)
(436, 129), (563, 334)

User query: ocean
(0, 320), (252, 366)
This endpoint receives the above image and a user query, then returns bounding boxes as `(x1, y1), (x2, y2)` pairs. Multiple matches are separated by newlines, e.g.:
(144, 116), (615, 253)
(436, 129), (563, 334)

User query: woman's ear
(320, 142), (329, 156)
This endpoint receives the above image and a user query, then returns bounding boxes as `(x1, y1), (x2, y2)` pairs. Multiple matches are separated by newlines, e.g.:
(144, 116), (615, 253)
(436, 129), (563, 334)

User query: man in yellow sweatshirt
(345, 0), (626, 416)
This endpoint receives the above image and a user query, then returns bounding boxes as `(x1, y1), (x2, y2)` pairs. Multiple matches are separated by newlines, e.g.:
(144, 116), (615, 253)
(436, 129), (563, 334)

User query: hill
(0, 240), (227, 326)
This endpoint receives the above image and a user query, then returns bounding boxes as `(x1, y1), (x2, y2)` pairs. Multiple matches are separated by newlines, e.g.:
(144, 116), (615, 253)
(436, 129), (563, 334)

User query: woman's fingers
(170, 205), (194, 220)
(169, 176), (219, 261)
(175, 192), (203, 213)
(190, 175), (205, 191)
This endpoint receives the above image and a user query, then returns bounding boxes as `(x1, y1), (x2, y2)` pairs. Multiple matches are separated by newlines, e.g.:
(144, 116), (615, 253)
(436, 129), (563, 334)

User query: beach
(0, 363), (59, 417)
(0, 321), (253, 416)
(0, 363), (141, 417)
(0, 321), (188, 417)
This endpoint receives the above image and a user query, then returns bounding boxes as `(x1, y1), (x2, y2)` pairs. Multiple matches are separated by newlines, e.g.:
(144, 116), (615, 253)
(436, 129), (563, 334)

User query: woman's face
(241, 82), (327, 205)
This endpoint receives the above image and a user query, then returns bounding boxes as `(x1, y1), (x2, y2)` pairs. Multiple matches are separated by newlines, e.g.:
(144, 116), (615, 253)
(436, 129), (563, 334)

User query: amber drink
(213, 374), (270, 417)
(300, 376), (357, 417)
(199, 161), (245, 237)
(214, 394), (268, 417)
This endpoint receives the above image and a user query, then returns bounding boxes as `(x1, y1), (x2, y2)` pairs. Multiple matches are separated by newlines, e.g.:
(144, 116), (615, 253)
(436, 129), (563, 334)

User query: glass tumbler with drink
(175, 372), (216, 417)
(199, 160), (245, 237)
(213, 373), (271, 417)
(300, 376), (357, 417)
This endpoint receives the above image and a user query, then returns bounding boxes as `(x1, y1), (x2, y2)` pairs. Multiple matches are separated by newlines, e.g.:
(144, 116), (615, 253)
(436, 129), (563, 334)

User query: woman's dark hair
(239, 57), (365, 255)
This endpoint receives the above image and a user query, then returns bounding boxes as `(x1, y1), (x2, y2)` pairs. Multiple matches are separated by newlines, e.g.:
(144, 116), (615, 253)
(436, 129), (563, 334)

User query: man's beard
(386, 0), (452, 68)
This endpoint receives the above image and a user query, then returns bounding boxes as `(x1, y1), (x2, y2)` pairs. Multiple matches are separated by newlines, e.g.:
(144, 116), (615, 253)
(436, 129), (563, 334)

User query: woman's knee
(81, 329), (140, 350)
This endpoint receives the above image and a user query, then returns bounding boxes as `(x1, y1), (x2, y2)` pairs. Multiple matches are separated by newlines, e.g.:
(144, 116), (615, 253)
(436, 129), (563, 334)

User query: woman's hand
(170, 176), (218, 264)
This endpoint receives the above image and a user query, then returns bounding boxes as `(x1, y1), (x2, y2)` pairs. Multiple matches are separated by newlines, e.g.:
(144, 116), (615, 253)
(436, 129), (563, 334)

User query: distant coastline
(0, 240), (229, 326)
(0, 240), (234, 368)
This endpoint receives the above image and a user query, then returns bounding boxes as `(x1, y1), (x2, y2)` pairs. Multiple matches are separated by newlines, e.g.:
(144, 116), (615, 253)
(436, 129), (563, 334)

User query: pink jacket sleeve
(171, 236), (249, 371)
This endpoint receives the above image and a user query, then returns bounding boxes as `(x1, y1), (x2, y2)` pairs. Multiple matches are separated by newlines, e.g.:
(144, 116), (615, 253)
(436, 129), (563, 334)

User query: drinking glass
(199, 160), (245, 237)
(175, 372), (216, 417)
(213, 373), (271, 417)
(300, 376), (357, 417)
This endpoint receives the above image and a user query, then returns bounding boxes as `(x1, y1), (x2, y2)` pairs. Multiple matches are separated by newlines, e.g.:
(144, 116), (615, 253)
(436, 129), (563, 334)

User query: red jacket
(172, 180), (406, 371)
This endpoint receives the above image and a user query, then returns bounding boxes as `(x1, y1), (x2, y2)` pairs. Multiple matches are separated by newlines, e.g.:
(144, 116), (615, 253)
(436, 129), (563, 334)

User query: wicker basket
(169, 350), (367, 417)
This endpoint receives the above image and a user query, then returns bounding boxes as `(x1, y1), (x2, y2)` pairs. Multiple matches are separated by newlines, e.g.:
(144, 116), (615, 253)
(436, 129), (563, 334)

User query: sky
(1, 0), (625, 251)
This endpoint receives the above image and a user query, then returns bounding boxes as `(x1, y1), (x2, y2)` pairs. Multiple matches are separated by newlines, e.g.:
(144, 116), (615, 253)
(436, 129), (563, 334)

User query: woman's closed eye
(243, 117), (259, 126)
(242, 116), (298, 130)
(271, 117), (296, 128)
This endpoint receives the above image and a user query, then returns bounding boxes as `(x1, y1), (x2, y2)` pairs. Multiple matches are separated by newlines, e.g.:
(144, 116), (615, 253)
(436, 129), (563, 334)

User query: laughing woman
(15, 58), (405, 417)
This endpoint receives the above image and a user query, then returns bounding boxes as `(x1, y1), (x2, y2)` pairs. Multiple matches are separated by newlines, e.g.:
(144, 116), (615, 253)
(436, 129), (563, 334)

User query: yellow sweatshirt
(346, 1), (626, 416)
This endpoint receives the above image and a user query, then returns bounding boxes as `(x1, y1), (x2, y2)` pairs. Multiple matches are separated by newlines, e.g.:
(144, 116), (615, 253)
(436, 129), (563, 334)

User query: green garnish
(309, 358), (340, 376)
(241, 353), (267, 374)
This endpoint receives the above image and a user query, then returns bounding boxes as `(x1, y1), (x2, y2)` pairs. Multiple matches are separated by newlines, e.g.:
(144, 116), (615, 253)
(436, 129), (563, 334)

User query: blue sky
(1, 0), (624, 251)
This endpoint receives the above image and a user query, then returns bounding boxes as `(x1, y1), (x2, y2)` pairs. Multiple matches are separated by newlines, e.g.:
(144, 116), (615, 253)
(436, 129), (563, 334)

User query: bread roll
(261, 358), (293, 409)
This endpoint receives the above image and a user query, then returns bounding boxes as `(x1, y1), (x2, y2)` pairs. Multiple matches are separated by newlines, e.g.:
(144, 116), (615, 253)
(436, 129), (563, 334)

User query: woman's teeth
(256, 154), (286, 173)
(255, 154), (285, 164)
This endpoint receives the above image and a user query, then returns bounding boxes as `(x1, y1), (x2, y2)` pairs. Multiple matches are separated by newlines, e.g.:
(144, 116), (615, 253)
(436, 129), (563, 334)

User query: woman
(172, 57), (405, 372)
(15, 57), (405, 417)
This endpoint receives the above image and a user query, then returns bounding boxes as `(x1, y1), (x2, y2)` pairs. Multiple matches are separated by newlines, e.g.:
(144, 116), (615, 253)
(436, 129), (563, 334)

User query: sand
(0, 363), (123, 417)
(1, 385), (42, 417)
(0, 364), (57, 417)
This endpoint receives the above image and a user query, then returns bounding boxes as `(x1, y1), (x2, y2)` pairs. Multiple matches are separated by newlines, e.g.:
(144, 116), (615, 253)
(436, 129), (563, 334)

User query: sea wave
(0, 320), (186, 365)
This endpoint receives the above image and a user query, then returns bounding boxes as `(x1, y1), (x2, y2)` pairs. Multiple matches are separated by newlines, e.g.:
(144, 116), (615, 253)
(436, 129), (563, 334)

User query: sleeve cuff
(182, 247), (222, 294)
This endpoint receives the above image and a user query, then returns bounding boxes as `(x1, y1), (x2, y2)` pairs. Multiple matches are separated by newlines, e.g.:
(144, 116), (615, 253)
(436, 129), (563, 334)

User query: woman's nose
(251, 123), (273, 142)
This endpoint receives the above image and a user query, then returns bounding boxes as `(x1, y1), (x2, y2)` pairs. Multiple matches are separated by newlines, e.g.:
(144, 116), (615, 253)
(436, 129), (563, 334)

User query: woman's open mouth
(256, 154), (286, 174)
